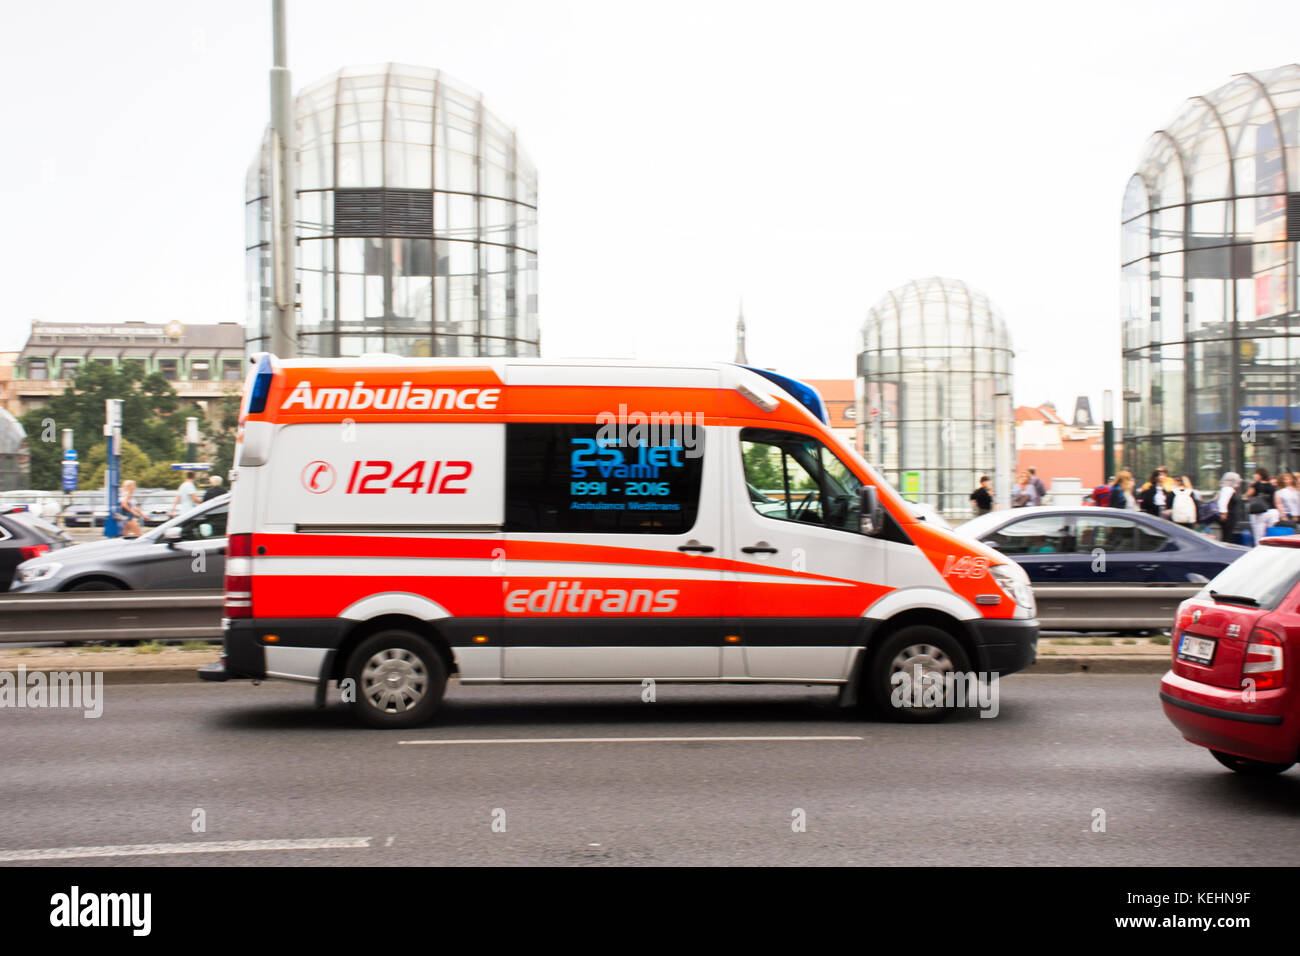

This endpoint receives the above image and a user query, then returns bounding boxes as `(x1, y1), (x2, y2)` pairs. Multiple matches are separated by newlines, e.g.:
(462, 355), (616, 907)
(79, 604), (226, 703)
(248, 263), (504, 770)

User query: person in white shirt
(169, 471), (202, 518)
(1216, 472), (1242, 543)
(1275, 472), (1300, 528)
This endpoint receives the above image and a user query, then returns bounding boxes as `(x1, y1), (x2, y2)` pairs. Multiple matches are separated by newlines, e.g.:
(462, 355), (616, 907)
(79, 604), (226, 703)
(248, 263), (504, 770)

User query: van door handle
(1041, 564), (1062, 572)
(677, 543), (714, 553)
(742, 544), (778, 554)
(1138, 564), (1159, 572)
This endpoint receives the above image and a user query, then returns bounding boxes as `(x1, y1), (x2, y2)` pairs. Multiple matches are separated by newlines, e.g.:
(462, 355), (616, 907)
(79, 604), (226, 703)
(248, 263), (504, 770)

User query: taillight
(1243, 626), (1285, 691)
(224, 533), (253, 618)
(19, 544), (49, 561)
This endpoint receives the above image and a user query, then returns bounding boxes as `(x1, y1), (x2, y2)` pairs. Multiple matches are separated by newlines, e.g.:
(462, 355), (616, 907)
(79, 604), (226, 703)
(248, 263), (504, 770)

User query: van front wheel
(866, 625), (972, 723)
(346, 630), (447, 729)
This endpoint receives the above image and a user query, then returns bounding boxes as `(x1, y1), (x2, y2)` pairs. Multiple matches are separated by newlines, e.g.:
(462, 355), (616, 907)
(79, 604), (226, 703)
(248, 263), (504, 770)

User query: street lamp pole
(1102, 389), (1116, 484)
(269, 0), (296, 358)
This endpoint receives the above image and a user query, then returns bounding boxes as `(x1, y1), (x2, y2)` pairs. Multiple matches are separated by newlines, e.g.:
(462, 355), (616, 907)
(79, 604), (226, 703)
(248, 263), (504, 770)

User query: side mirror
(859, 486), (885, 536)
(163, 527), (182, 547)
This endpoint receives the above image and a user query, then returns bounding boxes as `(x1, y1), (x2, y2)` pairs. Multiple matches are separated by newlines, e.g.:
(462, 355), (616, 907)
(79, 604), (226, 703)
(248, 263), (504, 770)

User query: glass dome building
(0, 409), (29, 492)
(1122, 65), (1300, 483)
(857, 277), (1015, 515)
(246, 64), (539, 358)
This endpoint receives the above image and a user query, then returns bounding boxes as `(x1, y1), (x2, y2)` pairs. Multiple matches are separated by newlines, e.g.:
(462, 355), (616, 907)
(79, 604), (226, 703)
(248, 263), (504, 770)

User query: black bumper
(197, 618), (350, 682)
(967, 617), (1039, 676)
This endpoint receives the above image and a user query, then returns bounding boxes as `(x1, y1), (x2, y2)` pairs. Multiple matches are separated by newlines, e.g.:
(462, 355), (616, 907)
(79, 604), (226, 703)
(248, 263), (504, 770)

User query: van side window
(740, 428), (862, 533)
(505, 423), (703, 534)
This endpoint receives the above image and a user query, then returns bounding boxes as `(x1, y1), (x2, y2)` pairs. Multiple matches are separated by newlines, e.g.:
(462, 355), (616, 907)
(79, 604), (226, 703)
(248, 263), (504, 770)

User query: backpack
(1109, 484), (1126, 509)
(1171, 490), (1196, 524)
(1196, 498), (1220, 523)
(1091, 484), (1112, 507)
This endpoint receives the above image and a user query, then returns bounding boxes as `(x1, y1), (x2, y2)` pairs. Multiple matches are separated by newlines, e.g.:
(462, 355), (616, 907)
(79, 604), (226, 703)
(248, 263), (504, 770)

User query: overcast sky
(3, 0), (1299, 423)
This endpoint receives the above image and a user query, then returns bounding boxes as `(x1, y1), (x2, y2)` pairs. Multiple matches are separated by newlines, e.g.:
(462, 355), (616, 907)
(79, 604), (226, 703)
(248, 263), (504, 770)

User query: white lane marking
(0, 836), (372, 863)
(398, 735), (863, 745)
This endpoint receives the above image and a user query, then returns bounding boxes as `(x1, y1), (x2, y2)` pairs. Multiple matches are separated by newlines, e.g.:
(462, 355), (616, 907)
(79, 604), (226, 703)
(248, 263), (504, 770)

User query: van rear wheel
(346, 630), (446, 729)
(866, 625), (972, 723)
(1210, 750), (1294, 775)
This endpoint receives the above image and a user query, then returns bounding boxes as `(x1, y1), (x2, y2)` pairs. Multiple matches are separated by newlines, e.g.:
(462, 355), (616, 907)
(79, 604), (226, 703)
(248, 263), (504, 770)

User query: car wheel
(1210, 750), (1294, 775)
(345, 630), (447, 729)
(866, 624), (973, 723)
(66, 580), (124, 591)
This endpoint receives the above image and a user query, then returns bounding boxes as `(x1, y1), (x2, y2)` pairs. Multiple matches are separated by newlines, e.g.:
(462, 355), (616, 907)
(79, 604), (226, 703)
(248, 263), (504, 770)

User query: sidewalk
(0, 638), (1172, 684)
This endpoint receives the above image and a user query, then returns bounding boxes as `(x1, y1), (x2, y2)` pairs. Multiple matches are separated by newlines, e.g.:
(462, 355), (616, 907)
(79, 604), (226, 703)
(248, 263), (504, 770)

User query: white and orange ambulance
(200, 355), (1038, 727)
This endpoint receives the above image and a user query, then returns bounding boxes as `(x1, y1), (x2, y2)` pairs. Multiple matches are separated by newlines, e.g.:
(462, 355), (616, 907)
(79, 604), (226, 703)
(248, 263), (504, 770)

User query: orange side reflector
(262, 634), (280, 644)
(473, 635), (490, 644)
(725, 635), (741, 644)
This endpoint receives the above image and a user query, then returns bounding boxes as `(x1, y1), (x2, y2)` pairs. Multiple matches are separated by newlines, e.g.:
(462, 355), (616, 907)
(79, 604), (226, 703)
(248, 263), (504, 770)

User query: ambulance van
(200, 356), (1038, 727)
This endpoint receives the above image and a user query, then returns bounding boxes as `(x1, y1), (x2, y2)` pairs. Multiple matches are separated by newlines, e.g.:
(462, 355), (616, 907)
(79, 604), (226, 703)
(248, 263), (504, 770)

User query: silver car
(11, 495), (229, 592)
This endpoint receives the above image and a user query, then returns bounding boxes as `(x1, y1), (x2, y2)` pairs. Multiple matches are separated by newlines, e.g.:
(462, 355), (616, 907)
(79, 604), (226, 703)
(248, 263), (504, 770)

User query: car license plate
(1178, 634), (1216, 665)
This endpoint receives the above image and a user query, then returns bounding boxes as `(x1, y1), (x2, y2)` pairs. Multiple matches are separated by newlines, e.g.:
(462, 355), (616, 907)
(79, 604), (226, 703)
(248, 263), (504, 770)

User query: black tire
(65, 579), (125, 591)
(345, 630), (447, 729)
(865, 624), (973, 723)
(1210, 750), (1294, 775)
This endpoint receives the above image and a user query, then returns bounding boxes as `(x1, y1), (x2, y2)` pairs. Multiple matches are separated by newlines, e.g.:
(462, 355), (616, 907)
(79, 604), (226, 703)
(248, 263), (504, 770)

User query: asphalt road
(2, 674), (1296, 866)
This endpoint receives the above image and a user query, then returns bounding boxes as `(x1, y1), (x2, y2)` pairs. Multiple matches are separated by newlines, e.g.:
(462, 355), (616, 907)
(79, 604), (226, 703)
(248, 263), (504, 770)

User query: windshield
(1203, 546), (1300, 610)
(8, 511), (73, 546)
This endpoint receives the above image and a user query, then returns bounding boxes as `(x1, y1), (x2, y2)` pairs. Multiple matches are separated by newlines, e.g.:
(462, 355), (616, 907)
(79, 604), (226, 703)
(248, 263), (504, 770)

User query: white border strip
(398, 735), (863, 745)
(0, 836), (373, 862)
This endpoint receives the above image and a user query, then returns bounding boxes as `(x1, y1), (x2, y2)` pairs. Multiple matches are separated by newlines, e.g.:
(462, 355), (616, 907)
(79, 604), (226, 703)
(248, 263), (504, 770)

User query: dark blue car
(954, 506), (1248, 584)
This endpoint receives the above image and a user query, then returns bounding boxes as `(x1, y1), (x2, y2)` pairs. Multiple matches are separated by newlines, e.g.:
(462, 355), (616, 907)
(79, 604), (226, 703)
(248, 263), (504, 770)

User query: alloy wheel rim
(361, 648), (428, 714)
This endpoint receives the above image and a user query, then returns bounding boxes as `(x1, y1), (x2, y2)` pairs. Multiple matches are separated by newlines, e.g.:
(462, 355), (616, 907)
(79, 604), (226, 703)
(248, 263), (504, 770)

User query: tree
(19, 363), (187, 488)
(81, 439), (184, 489)
(201, 394), (241, 480)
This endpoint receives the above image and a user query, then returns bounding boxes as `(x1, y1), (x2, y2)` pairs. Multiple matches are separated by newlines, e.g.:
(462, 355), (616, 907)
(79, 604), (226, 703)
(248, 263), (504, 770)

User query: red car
(1160, 535), (1300, 774)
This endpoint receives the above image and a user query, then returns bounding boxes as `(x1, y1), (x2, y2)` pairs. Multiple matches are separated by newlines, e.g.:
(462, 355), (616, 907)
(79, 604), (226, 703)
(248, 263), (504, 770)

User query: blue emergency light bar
(737, 365), (830, 424)
(248, 353), (274, 414)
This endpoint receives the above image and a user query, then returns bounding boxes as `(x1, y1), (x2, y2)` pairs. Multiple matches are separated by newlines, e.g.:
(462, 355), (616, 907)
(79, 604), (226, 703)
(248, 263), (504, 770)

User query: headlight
(18, 562), (62, 583)
(990, 562), (1035, 612)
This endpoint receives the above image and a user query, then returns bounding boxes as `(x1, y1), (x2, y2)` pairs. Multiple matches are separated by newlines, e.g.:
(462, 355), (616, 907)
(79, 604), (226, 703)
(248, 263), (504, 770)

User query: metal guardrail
(0, 584), (1202, 644)
(0, 591), (223, 643)
(1032, 585), (1199, 631)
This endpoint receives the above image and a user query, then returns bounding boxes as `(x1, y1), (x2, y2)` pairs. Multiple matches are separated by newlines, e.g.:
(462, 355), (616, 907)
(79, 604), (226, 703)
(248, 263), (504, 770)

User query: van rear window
(505, 423), (703, 534)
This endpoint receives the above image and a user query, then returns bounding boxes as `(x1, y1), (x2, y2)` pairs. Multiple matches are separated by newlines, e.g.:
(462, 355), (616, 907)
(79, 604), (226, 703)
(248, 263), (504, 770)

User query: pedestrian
(969, 475), (993, 515)
(1012, 471), (1033, 508)
(169, 471), (202, 518)
(202, 474), (225, 502)
(1027, 467), (1046, 506)
(1138, 470), (1170, 518)
(1170, 475), (1198, 530)
(1089, 476), (1114, 507)
(1244, 468), (1277, 545)
(118, 478), (145, 536)
(1274, 472), (1300, 530)
(1216, 471), (1245, 544)
(1110, 470), (1139, 511)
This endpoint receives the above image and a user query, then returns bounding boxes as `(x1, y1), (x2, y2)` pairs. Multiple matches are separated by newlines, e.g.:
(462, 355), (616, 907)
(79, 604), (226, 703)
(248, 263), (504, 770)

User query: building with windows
(1122, 64), (1300, 484)
(802, 379), (859, 452)
(857, 277), (1015, 516)
(246, 64), (539, 359)
(4, 321), (244, 417)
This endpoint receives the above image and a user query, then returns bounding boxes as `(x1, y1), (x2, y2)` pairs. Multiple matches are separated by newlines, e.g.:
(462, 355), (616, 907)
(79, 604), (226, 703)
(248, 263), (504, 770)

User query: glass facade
(0, 409), (29, 492)
(1123, 65), (1300, 485)
(857, 277), (1014, 516)
(246, 64), (539, 358)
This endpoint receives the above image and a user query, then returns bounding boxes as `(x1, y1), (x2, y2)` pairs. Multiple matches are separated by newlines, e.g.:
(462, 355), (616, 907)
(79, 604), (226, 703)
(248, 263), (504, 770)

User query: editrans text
(0, 667), (103, 718)
(50, 886), (151, 936)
